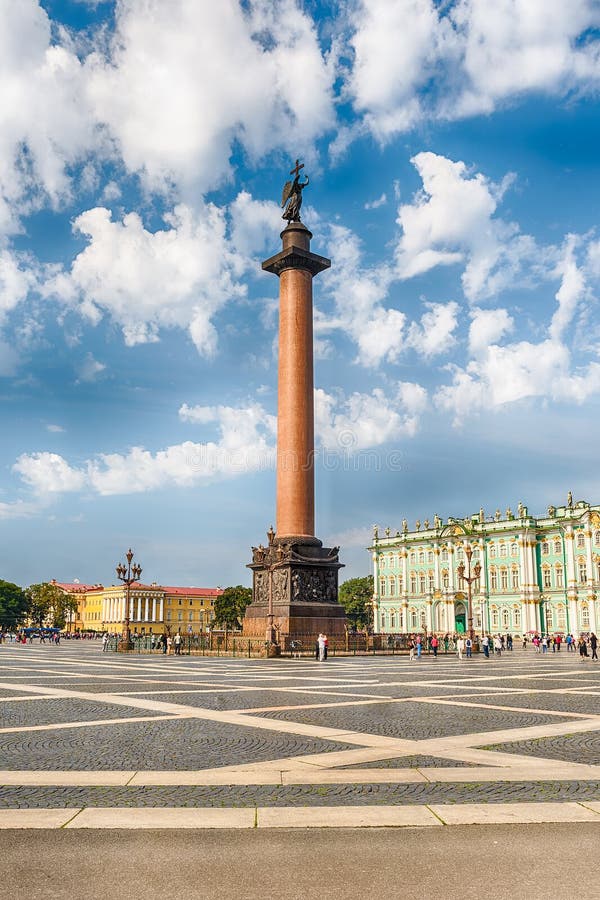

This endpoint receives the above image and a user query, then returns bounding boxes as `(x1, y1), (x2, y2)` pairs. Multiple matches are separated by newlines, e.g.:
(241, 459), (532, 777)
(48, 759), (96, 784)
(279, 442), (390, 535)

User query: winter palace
(369, 495), (600, 637)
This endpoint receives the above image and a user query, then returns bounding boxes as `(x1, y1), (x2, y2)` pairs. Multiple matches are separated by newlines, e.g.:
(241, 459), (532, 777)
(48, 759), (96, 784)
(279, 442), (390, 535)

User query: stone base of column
(117, 640), (133, 652)
(243, 536), (346, 641)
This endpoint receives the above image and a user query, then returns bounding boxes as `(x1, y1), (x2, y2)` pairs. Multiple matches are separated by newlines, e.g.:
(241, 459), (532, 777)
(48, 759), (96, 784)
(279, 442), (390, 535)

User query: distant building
(52, 581), (223, 633)
(369, 498), (600, 637)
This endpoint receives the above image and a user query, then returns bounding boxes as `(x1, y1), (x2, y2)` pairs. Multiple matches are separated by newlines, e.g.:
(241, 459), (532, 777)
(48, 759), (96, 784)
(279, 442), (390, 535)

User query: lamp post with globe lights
(457, 543), (481, 642)
(116, 549), (142, 652)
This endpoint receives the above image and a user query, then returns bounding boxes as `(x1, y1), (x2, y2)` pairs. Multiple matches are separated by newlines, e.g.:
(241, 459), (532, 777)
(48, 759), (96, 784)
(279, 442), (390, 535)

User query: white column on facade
(159, 597), (164, 623)
(433, 543), (440, 590)
(448, 545), (455, 592)
(584, 525), (596, 634)
(110, 598), (115, 622)
(426, 598), (433, 632)
(151, 597), (156, 622)
(372, 551), (380, 632)
(564, 526), (579, 633)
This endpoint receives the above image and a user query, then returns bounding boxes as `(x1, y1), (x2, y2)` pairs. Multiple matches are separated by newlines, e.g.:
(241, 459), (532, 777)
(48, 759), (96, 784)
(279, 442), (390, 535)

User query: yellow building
(54, 581), (222, 634)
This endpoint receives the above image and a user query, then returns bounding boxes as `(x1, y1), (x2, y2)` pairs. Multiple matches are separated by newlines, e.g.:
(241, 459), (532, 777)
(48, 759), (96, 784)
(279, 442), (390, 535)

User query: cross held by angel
(282, 159), (309, 222)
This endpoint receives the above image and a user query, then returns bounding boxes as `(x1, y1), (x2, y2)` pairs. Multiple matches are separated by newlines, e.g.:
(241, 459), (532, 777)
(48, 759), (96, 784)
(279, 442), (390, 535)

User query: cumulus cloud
(46, 203), (247, 355)
(315, 383), (427, 451)
(86, 0), (335, 194)
(76, 353), (106, 383)
(407, 301), (459, 358)
(347, 0), (600, 138)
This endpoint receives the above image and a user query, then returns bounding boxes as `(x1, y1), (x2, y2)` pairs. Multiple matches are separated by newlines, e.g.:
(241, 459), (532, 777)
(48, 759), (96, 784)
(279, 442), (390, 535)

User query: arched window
(410, 552), (416, 564)
(577, 531), (585, 549)
(420, 610), (426, 628)
(441, 548), (448, 562)
(489, 544), (496, 558)
(428, 573), (435, 592)
(554, 538), (562, 554)
(442, 570), (449, 589)
(380, 556), (386, 569)
(390, 612), (396, 629)
(398, 609), (404, 629)
(410, 574), (417, 594)
(456, 547), (464, 562)
(556, 604), (567, 630)
(581, 604), (590, 628)
(513, 606), (521, 629)
(511, 542), (518, 557)
(410, 609), (417, 628)
(578, 560), (587, 584)
(502, 608), (510, 629)
(389, 576), (396, 596)
(490, 568), (498, 591)
(511, 568), (519, 590)
(499, 543), (507, 558)
(398, 574), (403, 593)
(418, 551), (425, 564)
(427, 551), (433, 563)
(380, 612), (386, 629)
(541, 541), (549, 555)
(542, 566), (552, 589)
(545, 606), (554, 629)
(500, 568), (508, 590)
(379, 577), (386, 596)
(419, 573), (426, 594)
(491, 606), (499, 628)
(555, 564), (564, 588)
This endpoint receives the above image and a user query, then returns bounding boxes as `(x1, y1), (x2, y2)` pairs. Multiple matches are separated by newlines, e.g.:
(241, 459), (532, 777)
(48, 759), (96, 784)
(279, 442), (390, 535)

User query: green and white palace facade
(369, 497), (600, 637)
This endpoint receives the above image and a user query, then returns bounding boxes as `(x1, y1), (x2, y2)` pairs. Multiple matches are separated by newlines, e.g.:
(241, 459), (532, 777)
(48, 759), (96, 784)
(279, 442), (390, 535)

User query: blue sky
(2, 0), (600, 589)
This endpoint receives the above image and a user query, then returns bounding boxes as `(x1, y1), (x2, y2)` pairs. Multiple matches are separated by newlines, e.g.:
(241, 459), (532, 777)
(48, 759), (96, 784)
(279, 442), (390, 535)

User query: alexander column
(243, 161), (346, 647)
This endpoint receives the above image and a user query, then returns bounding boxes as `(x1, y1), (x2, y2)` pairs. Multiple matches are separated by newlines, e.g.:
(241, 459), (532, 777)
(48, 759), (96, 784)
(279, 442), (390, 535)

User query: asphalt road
(0, 824), (594, 900)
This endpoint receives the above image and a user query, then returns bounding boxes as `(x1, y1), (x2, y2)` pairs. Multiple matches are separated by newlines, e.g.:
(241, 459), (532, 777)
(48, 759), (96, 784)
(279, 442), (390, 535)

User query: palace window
(380, 613), (386, 629)
(499, 543), (507, 558)
(491, 606), (499, 628)
(554, 539), (562, 554)
(456, 547), (464, 562)
(578, 561), (587, 584)
(489, 544), (496, 558)
(595, 531), (600, 547)
(490, 568), (498, 591)
(419, 574), (426, 594)
(410, 552), (416, 564)
(441, 549), (448, 562)
(410, 610), (418, 629)
(511, 569), (519, 590)
(577, 531), (585, 549)
(541, 542), (549, 555)
(427, 551), (433, 563)
(556, 565), (564, 588)
(420, 610), (426, 628)
(399, 610), (404, 629)
(178, 612), (182, 621)
(398, 575), (403, 593)
(500, 568), (508, 590)
(581, 605), (590, 629)
(410, 574), (417, 594)
(167, 611), (172, 620)
(428, 574), (435, 592)
(502, 608), (510, 629)
(543, 567), (552, 589)
(389, 576), (396, 596)
(546, 606), (553, 629)
(379, 578), (386, 596)
(442, 570), (449, 589)
(513, 606), (521, 629)
(511, 542), (518, 557)
(189, 612), (193, 621)
(390, 613), (396, 629)
(556, 604), (566, 630)
(418, 551), (425, 564)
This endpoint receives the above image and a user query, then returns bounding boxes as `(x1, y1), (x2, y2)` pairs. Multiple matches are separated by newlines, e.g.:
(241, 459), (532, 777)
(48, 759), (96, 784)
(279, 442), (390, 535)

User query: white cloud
(407, 301), (459, 358)
(13, 452), (87, 493)
(549, 236), (586, 342)
(46, 424), (65, 433)
(468, 307), (514, 356)
(86, 0), (335, 194)
(364, 193), (387, 210)
(0, 250), (37, 318)
(77, 352), (106, 383)
(46, 203), (246, 356)
(0, 339), (19, 377)
(346, 0), (600, 138)
(315, 383), (427, 450)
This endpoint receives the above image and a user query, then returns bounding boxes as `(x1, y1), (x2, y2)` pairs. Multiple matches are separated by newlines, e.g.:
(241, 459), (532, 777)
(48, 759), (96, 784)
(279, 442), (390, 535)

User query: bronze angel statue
(282, 159), (309, 222)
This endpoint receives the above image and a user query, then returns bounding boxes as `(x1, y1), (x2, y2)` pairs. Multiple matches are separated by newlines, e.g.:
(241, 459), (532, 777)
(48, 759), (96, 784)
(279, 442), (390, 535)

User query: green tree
(339, 576), (374, 631)
(0, 580), (28, 630)
(213, 585), (252, 629)
(26, 582), (77, 629)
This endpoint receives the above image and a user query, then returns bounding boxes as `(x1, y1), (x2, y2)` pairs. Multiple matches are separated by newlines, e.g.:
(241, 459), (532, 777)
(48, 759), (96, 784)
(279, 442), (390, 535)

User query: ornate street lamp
(457, 544), (481, 642)
(115, 548), (142, 652)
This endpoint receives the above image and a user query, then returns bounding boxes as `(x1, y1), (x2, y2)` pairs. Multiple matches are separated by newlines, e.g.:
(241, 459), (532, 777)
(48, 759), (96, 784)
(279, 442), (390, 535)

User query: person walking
(465, 636), (472, 658)
(482, 634), (490, 659)
(431, 635), (438, 658)
(456, 636), (465, 660)
(102, 632), (109, 652)
(317, 633), (326, 662)
(590, 633), (598, 660)
(416, 635), (422, 659)
(494, 635), (502, 655)
(408, 638), (415, 661)
(578, 636), (588, 659)
(174, 632), (182, 655)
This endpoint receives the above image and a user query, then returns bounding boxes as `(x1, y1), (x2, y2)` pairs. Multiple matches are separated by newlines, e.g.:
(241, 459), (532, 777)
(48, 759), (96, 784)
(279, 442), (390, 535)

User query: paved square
(1, 643), (600, 824)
